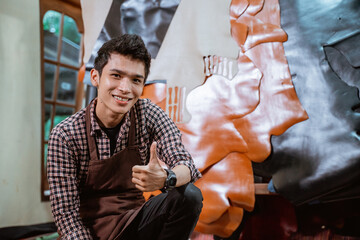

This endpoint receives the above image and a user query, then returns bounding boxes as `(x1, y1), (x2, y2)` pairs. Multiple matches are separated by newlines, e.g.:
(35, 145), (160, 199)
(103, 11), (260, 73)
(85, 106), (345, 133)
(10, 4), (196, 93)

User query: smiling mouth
(113, 95), (131, 102)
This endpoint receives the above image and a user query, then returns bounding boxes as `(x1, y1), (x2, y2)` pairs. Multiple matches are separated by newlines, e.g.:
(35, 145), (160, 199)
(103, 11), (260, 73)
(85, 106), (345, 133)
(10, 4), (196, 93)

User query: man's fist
(132, 142), (167, 192)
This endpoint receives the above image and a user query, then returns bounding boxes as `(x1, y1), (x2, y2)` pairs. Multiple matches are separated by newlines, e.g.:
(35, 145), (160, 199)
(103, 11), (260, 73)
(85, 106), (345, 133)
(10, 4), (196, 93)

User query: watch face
(169, 176), (177, 187)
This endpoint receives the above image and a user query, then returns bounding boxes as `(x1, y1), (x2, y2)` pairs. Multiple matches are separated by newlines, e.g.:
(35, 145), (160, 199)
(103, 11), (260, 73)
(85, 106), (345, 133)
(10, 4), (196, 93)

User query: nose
(117, 78), (131, 93)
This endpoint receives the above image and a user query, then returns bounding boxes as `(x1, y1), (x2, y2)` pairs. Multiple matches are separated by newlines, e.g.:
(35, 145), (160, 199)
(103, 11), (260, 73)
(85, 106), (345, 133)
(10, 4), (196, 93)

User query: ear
(90, 69), (100, 87)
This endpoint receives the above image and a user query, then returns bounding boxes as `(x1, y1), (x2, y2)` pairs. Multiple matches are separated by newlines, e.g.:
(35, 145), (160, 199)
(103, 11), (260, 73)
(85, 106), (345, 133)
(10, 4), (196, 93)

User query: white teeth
(114, 96), (129, 101)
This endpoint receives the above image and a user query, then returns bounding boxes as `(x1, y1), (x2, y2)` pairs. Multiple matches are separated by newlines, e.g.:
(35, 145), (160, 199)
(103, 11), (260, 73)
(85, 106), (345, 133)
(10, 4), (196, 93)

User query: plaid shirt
(47, 98), (201, 239)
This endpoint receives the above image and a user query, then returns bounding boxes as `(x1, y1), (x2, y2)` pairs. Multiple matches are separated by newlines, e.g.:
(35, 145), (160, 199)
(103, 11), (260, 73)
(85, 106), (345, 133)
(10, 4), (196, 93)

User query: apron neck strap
(128, 107), (136, 147)
(85, 102), (99, 162)
(85, 103), (137, 161)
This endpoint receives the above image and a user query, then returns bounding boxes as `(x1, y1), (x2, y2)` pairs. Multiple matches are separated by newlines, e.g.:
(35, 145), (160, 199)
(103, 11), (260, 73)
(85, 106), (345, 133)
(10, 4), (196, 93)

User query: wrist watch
(161, 168), (177, 192)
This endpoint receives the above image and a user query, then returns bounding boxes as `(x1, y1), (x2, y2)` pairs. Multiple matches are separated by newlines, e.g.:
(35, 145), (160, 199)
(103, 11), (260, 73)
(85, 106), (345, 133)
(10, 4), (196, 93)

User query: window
(41, 8), (83, 201)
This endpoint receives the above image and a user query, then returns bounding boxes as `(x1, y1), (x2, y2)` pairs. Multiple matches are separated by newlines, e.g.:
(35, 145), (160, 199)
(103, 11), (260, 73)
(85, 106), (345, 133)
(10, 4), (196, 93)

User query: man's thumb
(149, 141), (159, 165)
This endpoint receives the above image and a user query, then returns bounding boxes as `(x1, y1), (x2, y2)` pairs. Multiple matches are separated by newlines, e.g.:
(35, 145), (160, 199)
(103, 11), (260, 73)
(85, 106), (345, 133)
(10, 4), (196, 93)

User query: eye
(112, 74), (121, 78)
(133, 78), (142, 84)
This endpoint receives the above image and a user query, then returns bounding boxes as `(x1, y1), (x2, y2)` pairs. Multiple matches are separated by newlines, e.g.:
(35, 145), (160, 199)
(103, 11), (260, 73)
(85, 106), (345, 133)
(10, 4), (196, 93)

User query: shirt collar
(89, 98), (131, 136)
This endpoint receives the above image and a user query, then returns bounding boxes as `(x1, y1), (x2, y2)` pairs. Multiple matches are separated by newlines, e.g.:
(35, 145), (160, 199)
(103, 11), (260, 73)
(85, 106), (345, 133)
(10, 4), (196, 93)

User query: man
(47, 34), (203, 240)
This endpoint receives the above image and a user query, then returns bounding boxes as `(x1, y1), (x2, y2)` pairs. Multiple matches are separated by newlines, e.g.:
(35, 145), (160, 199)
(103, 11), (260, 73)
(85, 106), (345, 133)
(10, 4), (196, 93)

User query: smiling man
(47, 34), (202, 240)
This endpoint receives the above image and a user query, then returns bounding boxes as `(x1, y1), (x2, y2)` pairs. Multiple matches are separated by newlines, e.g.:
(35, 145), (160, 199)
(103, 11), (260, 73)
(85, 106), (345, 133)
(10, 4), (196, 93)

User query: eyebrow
(109, 68), (145, 80)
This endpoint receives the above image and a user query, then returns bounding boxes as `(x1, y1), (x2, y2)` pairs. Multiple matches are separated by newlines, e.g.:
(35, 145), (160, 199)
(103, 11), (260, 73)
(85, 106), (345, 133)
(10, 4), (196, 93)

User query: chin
(112, 108), (130, 115)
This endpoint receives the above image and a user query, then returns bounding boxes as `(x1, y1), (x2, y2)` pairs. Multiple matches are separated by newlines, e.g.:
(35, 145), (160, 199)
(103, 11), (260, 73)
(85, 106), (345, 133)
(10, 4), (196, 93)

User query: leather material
(84, 0), (180, 85)
(176, 0), (307, 236)
(254, 0), (360, 205)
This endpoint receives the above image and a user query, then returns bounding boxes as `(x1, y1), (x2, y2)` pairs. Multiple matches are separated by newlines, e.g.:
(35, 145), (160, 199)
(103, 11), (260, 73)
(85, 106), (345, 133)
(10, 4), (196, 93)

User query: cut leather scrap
(230, 20), (248, 46)
(196, 206), (244, 237)
(141, 81), (167, 110)
(245, 0), (265, 16)
(195, 153), (254, 219)
(231, 0), (287, 52)
(230, 0), (249, 18)
(194, 152), (254, 237)
(179, 52), (262, 171)
(235, 42), (308, 163)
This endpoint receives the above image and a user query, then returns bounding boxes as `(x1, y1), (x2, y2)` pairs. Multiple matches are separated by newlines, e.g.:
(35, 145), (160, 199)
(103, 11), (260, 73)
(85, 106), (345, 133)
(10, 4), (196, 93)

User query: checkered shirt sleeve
(140, 99), (202, 182)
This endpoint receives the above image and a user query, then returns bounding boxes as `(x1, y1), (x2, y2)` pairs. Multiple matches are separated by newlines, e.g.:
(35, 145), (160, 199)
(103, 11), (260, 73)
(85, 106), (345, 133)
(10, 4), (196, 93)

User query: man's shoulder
(136, 98), (150, 107)
(135, 98), (172, 127)
(136, 98), (164, 113)
(51, 108), (86, 136)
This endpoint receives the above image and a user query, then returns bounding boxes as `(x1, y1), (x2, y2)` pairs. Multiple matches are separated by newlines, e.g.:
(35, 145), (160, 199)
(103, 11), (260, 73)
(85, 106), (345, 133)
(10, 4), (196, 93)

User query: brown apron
(79, 105), (145, 240)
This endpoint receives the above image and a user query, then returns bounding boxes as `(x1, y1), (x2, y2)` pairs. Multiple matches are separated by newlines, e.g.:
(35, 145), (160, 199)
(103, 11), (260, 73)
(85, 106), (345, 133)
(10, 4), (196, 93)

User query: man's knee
(178, 183), (203, 214)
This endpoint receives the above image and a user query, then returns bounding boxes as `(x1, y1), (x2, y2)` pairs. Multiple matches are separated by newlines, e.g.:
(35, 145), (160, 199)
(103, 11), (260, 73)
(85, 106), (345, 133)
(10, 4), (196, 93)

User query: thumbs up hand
(132, 142), (167, 192)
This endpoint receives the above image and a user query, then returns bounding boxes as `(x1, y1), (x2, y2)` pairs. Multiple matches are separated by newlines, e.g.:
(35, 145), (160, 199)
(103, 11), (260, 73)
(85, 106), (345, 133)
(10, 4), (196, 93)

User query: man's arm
(149, 102), (201, 183)
(47, 128), (93, 239)
(172, 164), (191, 187)
(132, 100), (201, 192)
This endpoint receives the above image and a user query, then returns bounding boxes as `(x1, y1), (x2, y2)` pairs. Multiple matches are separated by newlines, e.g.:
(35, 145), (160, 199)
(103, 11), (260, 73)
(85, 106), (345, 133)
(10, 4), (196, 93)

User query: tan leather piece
(196, 206), (244, 237)
(177, 52), (262, 237)
(230, 1), (287, 52)
(235, 41), (308, 163)
(245, 0), (264, 16)
(230, 0), (249, 19)
(229, 21), (249, 47)
(178, 52), (262, 171)
(140, 83), (167, 111)
(194, 152), (254, 221)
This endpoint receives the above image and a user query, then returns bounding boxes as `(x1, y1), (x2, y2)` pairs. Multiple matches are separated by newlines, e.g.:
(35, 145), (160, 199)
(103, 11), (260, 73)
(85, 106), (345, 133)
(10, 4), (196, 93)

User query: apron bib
(80, 105), (145, 240)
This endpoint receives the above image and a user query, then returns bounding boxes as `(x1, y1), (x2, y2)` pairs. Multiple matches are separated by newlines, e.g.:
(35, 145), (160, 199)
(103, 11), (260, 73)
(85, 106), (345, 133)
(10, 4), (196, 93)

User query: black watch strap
(161, 168), (177, 192)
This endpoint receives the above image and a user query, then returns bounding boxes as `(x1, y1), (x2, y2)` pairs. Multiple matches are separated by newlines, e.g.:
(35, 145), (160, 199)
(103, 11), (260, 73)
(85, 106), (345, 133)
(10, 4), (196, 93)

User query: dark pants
(120, 183), (203, 240)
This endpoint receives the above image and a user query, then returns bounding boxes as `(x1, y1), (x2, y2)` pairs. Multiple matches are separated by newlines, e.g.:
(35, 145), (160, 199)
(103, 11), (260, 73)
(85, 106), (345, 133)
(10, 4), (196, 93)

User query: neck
(95, 104), (125, 128)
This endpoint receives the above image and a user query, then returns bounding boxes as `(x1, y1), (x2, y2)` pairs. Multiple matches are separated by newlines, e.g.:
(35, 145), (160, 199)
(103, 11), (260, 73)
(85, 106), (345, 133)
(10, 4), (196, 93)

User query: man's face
(91, 53), (145, 124)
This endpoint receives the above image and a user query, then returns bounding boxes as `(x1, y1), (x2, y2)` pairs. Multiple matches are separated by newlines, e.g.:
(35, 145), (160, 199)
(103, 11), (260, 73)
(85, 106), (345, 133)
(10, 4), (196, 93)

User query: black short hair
(94, 34), (151, 81)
